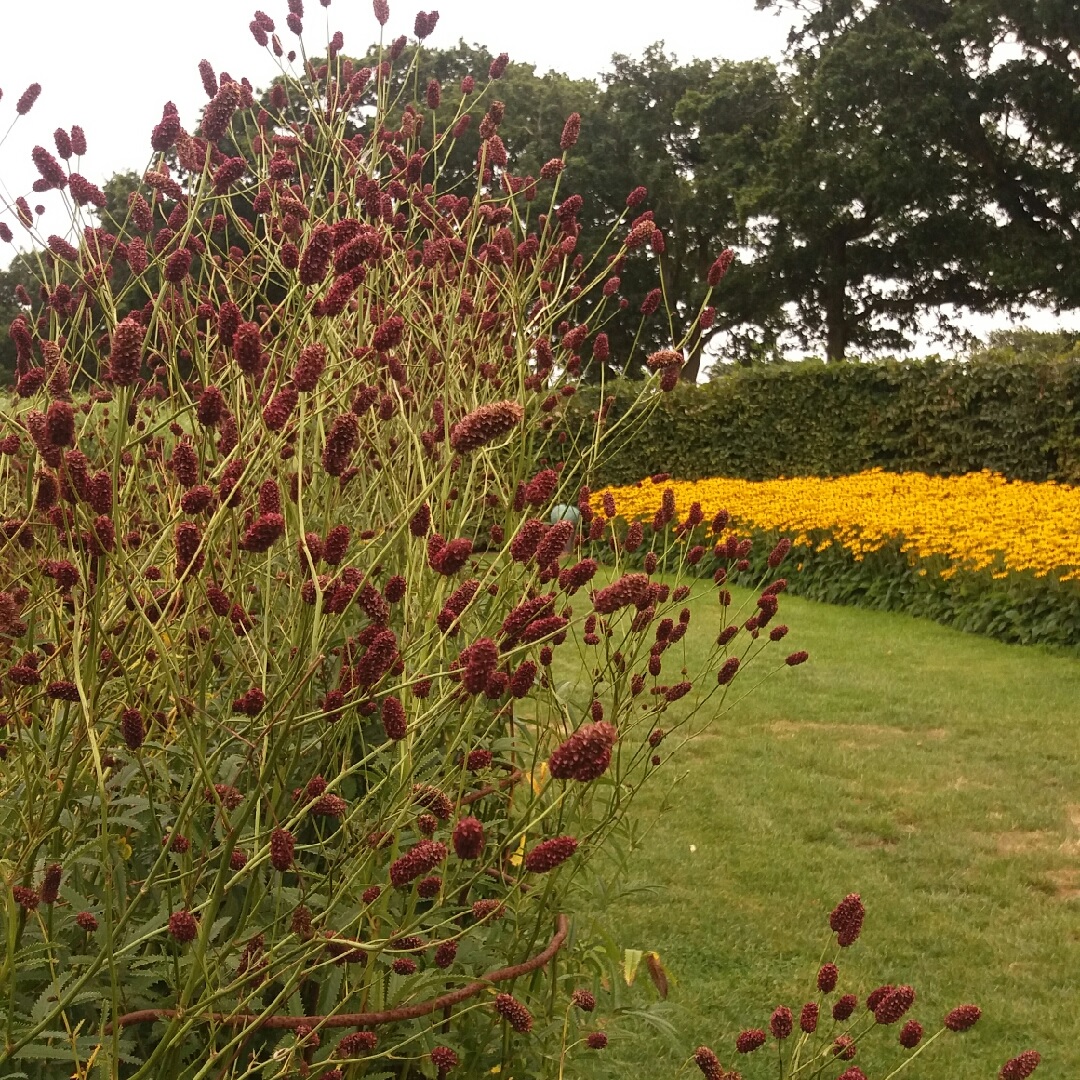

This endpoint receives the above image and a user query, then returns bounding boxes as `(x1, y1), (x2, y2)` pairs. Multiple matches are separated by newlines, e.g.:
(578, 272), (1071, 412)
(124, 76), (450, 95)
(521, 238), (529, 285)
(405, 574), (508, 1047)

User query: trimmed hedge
(576, 350), (1080, 485)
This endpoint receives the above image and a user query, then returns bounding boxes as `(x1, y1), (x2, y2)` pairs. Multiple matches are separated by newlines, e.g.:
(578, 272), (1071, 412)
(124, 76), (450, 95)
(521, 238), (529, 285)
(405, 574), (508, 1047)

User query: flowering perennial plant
(0, 5), (781, 1077)
(595, 469), (1080, 646)
(689, 896), (1040, 1080)
(597, 470), (1080, 582)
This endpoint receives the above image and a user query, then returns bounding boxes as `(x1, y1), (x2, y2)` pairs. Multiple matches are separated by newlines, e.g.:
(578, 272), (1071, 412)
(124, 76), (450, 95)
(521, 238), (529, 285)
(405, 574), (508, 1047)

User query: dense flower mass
(522, 834), (577, 873)
(0, 9), (996, 1078)
(449, 400), (524, 452)
(944, 1004), (982, 1031)
(597, 469), (1080, 582)
(829, 893), (865, 947)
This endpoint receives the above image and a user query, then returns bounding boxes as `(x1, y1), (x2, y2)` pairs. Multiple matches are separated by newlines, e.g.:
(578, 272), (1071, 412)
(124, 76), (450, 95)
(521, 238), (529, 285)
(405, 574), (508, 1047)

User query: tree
(671, 58), (794, 369)
(755, 0), (1080, 359)
(343, 43), (786, 378)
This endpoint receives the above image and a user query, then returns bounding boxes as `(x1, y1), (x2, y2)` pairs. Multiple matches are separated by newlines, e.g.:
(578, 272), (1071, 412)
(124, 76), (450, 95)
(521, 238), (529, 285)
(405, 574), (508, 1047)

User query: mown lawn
(579, 585), (1080, 1079)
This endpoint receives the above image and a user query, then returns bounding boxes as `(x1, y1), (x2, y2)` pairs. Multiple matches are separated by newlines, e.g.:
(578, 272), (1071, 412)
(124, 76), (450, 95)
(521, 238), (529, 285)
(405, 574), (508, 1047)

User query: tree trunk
(824, 232), (848, 361)
(681, 336), (704, 382)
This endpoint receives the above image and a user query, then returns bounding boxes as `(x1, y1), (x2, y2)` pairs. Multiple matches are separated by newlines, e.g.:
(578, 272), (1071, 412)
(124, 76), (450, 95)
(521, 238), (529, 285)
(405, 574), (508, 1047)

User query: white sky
(0, 0), (1072, 351)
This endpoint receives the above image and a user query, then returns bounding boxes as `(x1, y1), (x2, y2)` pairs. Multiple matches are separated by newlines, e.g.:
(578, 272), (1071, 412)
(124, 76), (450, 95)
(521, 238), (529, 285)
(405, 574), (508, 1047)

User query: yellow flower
(596, 469), (1080, 583)
(508, 835), (527, 868)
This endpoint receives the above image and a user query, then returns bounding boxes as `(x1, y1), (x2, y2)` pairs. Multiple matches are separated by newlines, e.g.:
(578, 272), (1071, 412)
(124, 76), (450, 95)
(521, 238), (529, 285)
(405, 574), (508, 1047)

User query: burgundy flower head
(450, 400), (524, 453)
(548, 721), (617, 781)
(591, 573), (649, 615)
(736, 1029), (766, 1054)
(874, 985), (915, 1025)
(769, 1005), (793, 1039)
(693, 1047), (724, 1080)
(168, 909), (198, 943)
(452, 816), (484, 860)
(833, 994), (857, 1022)
(493, 992), (532, 1033)
(944, 1004), (981, 1032)
(389, 839), (447, 887)
(899, 1020), (923, 1048)
(16, 84), (43, 115)
(523, 834), (577, 873)
(999, 1051), (1040, 1080)
(829, 893), (865, 946)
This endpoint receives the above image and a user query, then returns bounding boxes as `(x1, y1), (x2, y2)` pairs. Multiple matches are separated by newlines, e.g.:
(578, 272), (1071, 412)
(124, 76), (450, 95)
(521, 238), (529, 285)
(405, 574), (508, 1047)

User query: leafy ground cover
(562, 585), (1080, 1078)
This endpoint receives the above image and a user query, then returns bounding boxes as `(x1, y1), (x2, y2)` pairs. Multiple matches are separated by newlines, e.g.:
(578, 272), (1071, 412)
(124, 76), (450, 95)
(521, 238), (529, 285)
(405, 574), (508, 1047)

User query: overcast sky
(1, 0), (1071, 349)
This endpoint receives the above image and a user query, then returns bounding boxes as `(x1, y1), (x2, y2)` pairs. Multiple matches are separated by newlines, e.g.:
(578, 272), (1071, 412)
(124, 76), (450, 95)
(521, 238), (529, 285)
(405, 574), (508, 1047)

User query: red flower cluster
(836, 1069), (867, 1080)
(707, 248), (736, 287)
(693, 1046), (724, 1080)
(389, 840), (447, 886)
(899, 1019), (923, 1047)
(736, 1029), (766, 1053)
(458, 637), (498, 693)
(240, 513), (284, 553)
(336, 1031), (378, 1057)
(494, 992), (532, 1033)
(833, 994), (857, 1021)
(829, 893), (865, 946)
(431, 1046), (459, 1076)
(523, 834), (577, 873)
(999, 1051), (1040, 1080)
(943, 1004), (981, 1031)
(449, 400), (524, 453)
(452, 816), (485, 859)
(381, 696), (407, 740)
(591, 573), (649, 614)
(270, 827), (295, 871)
(106, 316), (144, 386)
(874, 985), (915, 1024)
(168, 909), (198, 943)
(817, 962), (839, 993)
(548, 721), (617, 781)
(16, 83), (42, 115)
(13, 885), (40, 911)
(769, 1005), (793, 1039)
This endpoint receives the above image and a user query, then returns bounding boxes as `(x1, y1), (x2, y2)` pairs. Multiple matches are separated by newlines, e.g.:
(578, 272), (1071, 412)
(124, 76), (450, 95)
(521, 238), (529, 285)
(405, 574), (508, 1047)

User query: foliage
(567, 347), (1080, 487)
(0, 9), (795, 1079)
(759, 0), (1080, 352)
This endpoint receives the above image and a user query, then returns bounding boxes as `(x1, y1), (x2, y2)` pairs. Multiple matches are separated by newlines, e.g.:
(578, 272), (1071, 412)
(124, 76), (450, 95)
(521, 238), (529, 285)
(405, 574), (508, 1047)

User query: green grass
(588, 586), (1080, 1079)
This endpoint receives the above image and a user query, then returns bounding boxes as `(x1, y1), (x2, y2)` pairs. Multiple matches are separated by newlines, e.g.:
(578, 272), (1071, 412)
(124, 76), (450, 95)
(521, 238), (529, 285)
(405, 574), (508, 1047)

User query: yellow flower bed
(597, 469), (1080, 582)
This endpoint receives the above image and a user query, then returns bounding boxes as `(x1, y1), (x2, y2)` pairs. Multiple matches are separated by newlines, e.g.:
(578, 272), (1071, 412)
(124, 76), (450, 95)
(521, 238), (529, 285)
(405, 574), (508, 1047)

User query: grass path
(604, 587), (1080, 1079)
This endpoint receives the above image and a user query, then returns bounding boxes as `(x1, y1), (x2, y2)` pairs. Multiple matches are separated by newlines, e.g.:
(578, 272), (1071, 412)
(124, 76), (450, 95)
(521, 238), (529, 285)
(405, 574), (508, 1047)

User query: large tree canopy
(3, 13), (1077, 379)
(756, 0), (1080, 357)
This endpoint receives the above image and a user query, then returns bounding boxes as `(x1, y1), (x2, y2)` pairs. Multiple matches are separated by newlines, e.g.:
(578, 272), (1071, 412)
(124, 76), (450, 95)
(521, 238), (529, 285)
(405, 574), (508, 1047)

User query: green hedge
(576, 348), (1080, 485)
